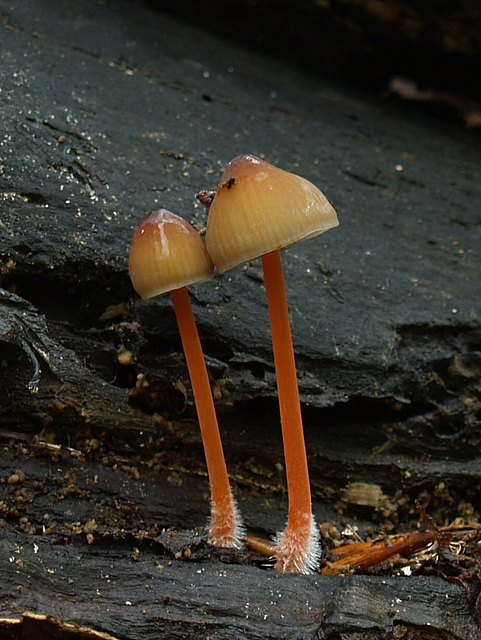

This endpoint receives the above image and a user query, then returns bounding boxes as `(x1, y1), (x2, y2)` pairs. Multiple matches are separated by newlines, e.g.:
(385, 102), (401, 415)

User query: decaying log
(1, 527), (480, 640)
(1, 0), (481, 638)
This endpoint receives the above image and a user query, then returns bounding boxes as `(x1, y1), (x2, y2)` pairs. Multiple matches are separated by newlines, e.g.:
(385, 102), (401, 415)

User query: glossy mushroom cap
(129, 209), (214, 299)
(205, 155), (339, 272)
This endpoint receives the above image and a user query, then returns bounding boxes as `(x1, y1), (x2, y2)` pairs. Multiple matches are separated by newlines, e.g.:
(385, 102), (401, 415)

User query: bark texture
(0, 0), (480, 638)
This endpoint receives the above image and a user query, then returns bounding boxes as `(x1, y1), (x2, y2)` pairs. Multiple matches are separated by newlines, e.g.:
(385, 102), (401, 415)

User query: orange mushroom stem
(169, 286), (243, 546)
(262, 249), (319, 572)
(129, 209), (243, 548)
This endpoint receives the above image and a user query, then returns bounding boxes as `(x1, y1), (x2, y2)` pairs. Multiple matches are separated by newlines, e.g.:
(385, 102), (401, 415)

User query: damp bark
(0, 1), (481, 639)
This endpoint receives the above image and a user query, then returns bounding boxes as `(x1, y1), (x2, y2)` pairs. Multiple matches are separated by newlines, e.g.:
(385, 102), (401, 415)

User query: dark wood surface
(1, 1), (480, 638)
(151, 0), (481, 109)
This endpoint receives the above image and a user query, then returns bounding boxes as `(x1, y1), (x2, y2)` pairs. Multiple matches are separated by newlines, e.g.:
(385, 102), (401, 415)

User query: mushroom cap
(129, 209), (214, 300)
(205, 155), (339, 272)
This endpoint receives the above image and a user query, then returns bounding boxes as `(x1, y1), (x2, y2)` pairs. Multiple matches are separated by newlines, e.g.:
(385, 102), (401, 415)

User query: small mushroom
(129, 209), (243, 548)
(204, 155), (338, 572)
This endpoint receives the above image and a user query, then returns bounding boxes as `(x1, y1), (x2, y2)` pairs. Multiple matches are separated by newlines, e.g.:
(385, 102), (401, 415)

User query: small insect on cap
(129, 209), (214, 300)
(205, 155), (339, 273)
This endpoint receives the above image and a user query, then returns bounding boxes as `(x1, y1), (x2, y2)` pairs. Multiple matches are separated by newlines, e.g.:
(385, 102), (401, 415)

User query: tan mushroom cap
(129, 209), (214, 300)
(205, 155), (339, 273)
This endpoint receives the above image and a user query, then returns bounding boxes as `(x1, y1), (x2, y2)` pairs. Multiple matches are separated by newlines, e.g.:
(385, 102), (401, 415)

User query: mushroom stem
(261, 249), (320, 573)
(170, 286), (243, 548)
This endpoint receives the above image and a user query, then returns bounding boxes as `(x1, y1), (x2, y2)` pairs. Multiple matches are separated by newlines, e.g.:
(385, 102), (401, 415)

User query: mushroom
(204, 155), (338, 572)
(129, 208), (243, 548)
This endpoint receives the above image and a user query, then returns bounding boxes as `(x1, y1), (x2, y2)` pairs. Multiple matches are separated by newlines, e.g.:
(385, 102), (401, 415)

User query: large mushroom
(129, 208), (243, 548)
(204, 155), (338, 572)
